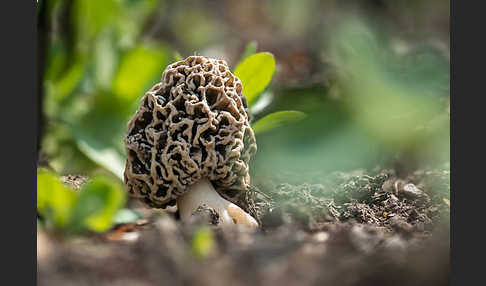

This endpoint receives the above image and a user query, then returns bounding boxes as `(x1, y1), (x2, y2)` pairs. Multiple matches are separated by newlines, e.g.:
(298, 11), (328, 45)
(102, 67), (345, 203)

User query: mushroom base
(176, 179), (258, 228)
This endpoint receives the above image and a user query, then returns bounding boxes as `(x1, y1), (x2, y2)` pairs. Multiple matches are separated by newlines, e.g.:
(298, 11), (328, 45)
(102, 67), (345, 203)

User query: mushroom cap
(123, 56), (257, 208)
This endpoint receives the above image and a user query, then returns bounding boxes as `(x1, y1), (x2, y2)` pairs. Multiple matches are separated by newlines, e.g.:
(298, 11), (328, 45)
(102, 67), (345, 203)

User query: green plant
(42, 0), (304, 181)
(42, 0), (174, 179)
(190, 226), (215, 259)
(233, 44), (306, 135)
(328, 19), (449, 158)
(37, 170), (128, 234)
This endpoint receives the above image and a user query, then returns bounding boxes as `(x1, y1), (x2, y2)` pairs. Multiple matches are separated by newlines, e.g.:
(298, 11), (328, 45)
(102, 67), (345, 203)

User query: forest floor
(37, 165), (450, 286)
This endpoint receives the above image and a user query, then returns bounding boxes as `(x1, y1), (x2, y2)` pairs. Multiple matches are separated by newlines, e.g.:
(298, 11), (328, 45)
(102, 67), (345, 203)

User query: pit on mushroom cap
(123, 56), (258, 227)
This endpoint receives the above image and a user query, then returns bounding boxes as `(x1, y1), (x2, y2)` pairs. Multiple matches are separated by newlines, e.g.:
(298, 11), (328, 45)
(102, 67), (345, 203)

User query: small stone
(313, 232), (330, 243)
(400, 183), (425, 199)
(120, 232), (140, 242)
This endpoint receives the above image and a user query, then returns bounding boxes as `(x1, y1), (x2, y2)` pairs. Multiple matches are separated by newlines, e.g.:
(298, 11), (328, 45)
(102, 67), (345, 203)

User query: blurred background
(36, 3), (450, 284)
(37, 0), (450, 187)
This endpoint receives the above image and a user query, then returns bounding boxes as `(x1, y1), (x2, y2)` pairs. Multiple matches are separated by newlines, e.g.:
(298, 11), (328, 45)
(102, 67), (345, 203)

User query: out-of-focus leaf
(44, 41), (68, 82)
(73, 0), (120, 42)
(190, 226), (214, 259)
(252, 111), (307, 135)
(122, 0), (159, 10)
(70, 89), (131, 179)
(42, 0), (165, 179)
(37, 171), (77, 228)
(37, 171), (126, 234)
(249, 91), (273, 116)
(236, 41), (258, 66)
(388, 45), (450, 95)
(73, 0), (159, 47)
(93, 31), (118, 90)
(41, 120), (101, 175)
(70, 176), (126, 233)
(349, 85), (442, 146)
(172, 10), (216, 49)
(112, 44), (172, 105)
(329, 20), (447, 147)
(234, 52), (276, 106)
(39, 0), (61, 20)
(114, 0), (160, 48)
(49, 59), (86, 103)
(113, 208), (142, 225)
(76, 139), (126, 180)
(72, 112), (127, 180)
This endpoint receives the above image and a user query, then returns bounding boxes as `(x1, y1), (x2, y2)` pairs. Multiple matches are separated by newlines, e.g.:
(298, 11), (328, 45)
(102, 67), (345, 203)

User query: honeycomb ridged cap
(124, 56), (257, 208)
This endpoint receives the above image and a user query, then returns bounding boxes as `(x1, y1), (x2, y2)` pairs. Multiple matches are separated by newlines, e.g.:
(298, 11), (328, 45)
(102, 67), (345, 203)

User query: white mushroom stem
(176, 179), (258, 228)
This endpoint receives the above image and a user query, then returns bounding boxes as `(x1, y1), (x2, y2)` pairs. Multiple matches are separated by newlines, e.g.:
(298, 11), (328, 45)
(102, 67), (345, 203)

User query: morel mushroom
(124, 56), (258, 227)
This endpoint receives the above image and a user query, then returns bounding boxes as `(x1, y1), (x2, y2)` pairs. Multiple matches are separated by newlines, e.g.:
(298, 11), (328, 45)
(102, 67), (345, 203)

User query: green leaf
(41, 122), (103, 175)
(172, 10), (216, 49)
(252, 111), (307, 135)
(73, 0), (120, 42)
(50, 59), (87, 103)
(93, 31), (118, 90)
(70, 176), (126, 233)
(236, 41), (258, 66)
(190, 226), (215, 259)
(329, 20), (447, 147)
(234, 52), (276, 106)
(37, 171), (78, 228)
(249, 91), (273, 115)
(72, 108), (127, 180)
(76, 138), (126, 180)
(44, 41), (68, 82)
(112, 44), (172, 105)
(113, 208), (142, 225)
(37, 172), (127, 234)
(71, 91), (130, 180)
(44, 56), (87, 121)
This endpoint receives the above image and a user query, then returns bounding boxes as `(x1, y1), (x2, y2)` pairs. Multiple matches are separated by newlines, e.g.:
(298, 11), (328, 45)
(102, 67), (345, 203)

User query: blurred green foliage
(70, 176), (126, 232)
(233, 52), (307, 134)
(37, 171), (126, 234)
(252, 18), (449, 180)
(329, 19), (449, 161)
(112, 208), (142, 225)
(40, 0), (449, 190)
(190, 226), (215, 259)
(41, 0), (175, 178)
(252, 111), (307, 135)
(41, 0), (305, 179)
(37, 171), (77, 228)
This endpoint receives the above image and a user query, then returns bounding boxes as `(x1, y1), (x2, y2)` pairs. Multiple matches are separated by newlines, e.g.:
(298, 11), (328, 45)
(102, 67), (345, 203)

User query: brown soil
(38, 166), (450, 286)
